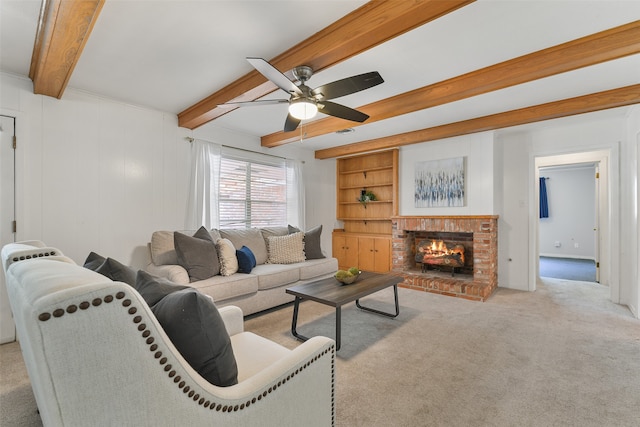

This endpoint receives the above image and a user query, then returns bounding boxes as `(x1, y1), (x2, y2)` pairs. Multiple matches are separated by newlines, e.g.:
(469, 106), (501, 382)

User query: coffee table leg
(291, 296), (342, 350)
(335, 306), (341, 351)
(291, 296), (310, 343)
(355, 284), (400, 318)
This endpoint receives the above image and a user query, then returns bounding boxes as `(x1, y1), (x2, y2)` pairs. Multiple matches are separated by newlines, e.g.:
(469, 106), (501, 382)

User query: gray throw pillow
(93, 257), (137, 286)
(135, 270), (190, 306)
(174, 226), (220, 282)
(83, 252), (106, 271)
(151, 287), (238, 387)
(289, 224), (325, 260)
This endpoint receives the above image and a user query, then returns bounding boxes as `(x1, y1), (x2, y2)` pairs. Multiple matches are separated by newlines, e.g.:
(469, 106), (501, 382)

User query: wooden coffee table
(285, 271), (403, 350)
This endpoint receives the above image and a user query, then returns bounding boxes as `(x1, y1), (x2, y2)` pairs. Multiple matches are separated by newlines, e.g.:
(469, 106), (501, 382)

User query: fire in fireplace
(416, 239), (465, 268)
(412, 231), (473, 276)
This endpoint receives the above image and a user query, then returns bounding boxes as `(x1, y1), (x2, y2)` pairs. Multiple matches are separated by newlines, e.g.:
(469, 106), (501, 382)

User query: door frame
(0, 113), (17, 343)
(531, 149), (617, 302)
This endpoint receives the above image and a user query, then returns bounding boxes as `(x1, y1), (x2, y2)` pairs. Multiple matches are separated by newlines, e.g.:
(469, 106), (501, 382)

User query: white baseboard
(539, 253), (596, 261)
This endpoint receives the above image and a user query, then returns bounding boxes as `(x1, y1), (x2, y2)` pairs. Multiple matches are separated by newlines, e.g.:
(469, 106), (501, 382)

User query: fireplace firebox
(392, 216), (498, 301)
(415, 232), (473, 276)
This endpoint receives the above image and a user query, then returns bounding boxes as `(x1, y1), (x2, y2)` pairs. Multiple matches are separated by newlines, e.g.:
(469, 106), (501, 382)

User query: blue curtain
(539, 177), (549, 218)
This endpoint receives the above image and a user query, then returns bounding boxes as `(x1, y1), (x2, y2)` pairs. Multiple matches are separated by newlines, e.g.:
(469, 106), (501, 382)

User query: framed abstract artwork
(415, 157), (466, 207)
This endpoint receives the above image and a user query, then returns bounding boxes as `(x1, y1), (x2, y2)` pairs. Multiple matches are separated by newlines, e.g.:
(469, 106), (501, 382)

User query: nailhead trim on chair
(11, 250), (57, 262)
(37, 289), (337, 419)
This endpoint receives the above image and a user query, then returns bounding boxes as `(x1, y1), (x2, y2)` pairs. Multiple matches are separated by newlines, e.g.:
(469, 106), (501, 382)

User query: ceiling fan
(220, 57), (384, 132)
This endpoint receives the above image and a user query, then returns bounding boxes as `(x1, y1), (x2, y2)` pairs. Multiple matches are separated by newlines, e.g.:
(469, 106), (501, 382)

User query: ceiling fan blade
(318, 101), (369, 122)
(247, 57), (302, 96)
(312, 71), (383, 100)
(284, 113), (301, 132)
(218, 99), (289, 108)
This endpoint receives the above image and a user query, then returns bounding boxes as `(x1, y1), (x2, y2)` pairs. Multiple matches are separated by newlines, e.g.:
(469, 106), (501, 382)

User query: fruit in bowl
(335, 267), (361, 284)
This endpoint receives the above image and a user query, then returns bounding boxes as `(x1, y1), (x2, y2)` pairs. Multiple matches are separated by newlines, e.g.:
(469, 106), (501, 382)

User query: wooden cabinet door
(358, 237), (390, 273)
(333, 235), (359, 270)
(373, 237), (391, 272)
(358, 237), (376, 272)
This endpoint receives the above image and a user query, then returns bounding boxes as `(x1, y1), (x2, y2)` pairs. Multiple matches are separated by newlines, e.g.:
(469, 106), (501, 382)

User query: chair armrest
(211, 335), (336, 426)
(218, 305), (244, 336)
(145, 263), (189, 284)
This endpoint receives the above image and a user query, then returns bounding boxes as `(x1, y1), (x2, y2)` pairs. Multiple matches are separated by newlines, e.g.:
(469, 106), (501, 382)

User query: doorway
(534, 149), (614, 301)
(0, 114), (16, 343)
(538, 163), (598, 283)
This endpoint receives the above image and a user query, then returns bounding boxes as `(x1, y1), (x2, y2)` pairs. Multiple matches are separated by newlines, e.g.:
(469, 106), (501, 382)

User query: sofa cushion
(189, 274), (258, 302)
(151, 229), (221, 266)
(266, 232), (305, 264)
(236, 246), (257, 274)
(135, 270), (190, 306)
(220, 228), (268, 265)
(289, 224), (325, 260)
(216, 238), (238, 276)
(260, 226), (289, 242)
(251, 264), (300, 290)
(150, 230), (180, 266)
(151, 288), (238, 387)
(298, 257), (339, 281)
(174, 227), (220, 282)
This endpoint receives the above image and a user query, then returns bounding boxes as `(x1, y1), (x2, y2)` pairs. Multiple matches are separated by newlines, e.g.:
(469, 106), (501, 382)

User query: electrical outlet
(574, 242), (579, 248)
(554, 241), (561, 248)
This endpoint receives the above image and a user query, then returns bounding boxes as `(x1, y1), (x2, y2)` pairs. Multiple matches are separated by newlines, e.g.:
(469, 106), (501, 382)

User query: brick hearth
(392, 216), (498, 301)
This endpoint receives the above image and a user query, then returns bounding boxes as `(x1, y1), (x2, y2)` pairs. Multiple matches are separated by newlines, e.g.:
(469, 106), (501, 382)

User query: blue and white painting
(415, 157), (465, 207)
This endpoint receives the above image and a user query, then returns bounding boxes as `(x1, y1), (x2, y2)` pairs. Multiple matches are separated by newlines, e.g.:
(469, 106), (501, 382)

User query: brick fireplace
(392, 216), (498, 301)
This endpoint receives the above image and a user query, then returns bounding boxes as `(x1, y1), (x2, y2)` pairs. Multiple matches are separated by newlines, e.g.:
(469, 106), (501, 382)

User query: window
(218, 155), (287, 229)
(186, 141), (304, 231)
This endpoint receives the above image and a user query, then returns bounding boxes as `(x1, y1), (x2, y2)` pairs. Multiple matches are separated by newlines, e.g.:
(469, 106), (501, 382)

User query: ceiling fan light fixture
(289, 98), (318, 120)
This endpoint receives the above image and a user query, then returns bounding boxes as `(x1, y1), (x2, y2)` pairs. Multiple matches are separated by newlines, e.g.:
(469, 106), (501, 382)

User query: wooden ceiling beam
(314, 84), (640, 159)
(177, 0), (475, 130)
(29, 0), (104, 98)
(264, 20), (640, 148)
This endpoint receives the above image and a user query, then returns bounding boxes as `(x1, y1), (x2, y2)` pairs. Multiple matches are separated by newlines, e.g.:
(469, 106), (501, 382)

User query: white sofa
(146, 227), (339, 315)
(2, 241), (336, 427)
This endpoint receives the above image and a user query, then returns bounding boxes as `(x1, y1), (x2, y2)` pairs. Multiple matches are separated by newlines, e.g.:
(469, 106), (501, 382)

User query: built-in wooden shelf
(333, 149), (399, 272)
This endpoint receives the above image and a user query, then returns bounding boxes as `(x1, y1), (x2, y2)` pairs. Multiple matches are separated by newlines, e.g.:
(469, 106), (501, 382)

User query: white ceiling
(1, 0), (639, 152)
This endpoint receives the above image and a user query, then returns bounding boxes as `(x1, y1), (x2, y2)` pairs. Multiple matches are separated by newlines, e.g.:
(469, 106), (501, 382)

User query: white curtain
(186, 140), (221, 230)
(286, 159), (305, 230)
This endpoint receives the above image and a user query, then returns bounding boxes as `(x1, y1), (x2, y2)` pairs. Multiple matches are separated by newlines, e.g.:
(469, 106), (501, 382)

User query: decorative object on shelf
(415, 156), (466, 207)
(357, 189), (377, 208)
(335, 267), (361, 284)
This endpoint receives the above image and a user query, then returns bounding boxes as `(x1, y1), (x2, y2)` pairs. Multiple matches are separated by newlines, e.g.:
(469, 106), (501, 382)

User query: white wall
(1, 73), (192, 268)
(398, 132), (495, 216)
(0, 72), (335, 269)
(496, 109), (637, 313)
(539, 165), (596, 259)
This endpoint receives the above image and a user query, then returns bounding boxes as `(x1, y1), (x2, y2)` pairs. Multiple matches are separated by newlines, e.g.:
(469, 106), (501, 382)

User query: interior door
(0, 115), (16, 343)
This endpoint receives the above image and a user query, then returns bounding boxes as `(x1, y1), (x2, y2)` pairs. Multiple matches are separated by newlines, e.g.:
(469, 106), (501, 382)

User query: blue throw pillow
(236, 245), (257, 273)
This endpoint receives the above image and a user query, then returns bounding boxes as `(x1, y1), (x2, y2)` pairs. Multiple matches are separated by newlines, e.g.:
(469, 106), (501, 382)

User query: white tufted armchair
(2, 241), (335, 426)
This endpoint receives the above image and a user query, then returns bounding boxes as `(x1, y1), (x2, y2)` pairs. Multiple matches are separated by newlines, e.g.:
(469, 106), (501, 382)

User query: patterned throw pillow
(267, 232), (305, 264)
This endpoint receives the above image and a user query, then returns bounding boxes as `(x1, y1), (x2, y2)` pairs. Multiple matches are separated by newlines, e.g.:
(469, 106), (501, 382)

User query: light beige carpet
(2, 277), (639, 426)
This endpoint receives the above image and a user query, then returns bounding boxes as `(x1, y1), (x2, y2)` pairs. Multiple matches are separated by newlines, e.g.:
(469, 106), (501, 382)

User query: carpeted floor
(2, 277), (639, 426)
(539, 256), (597, 282)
